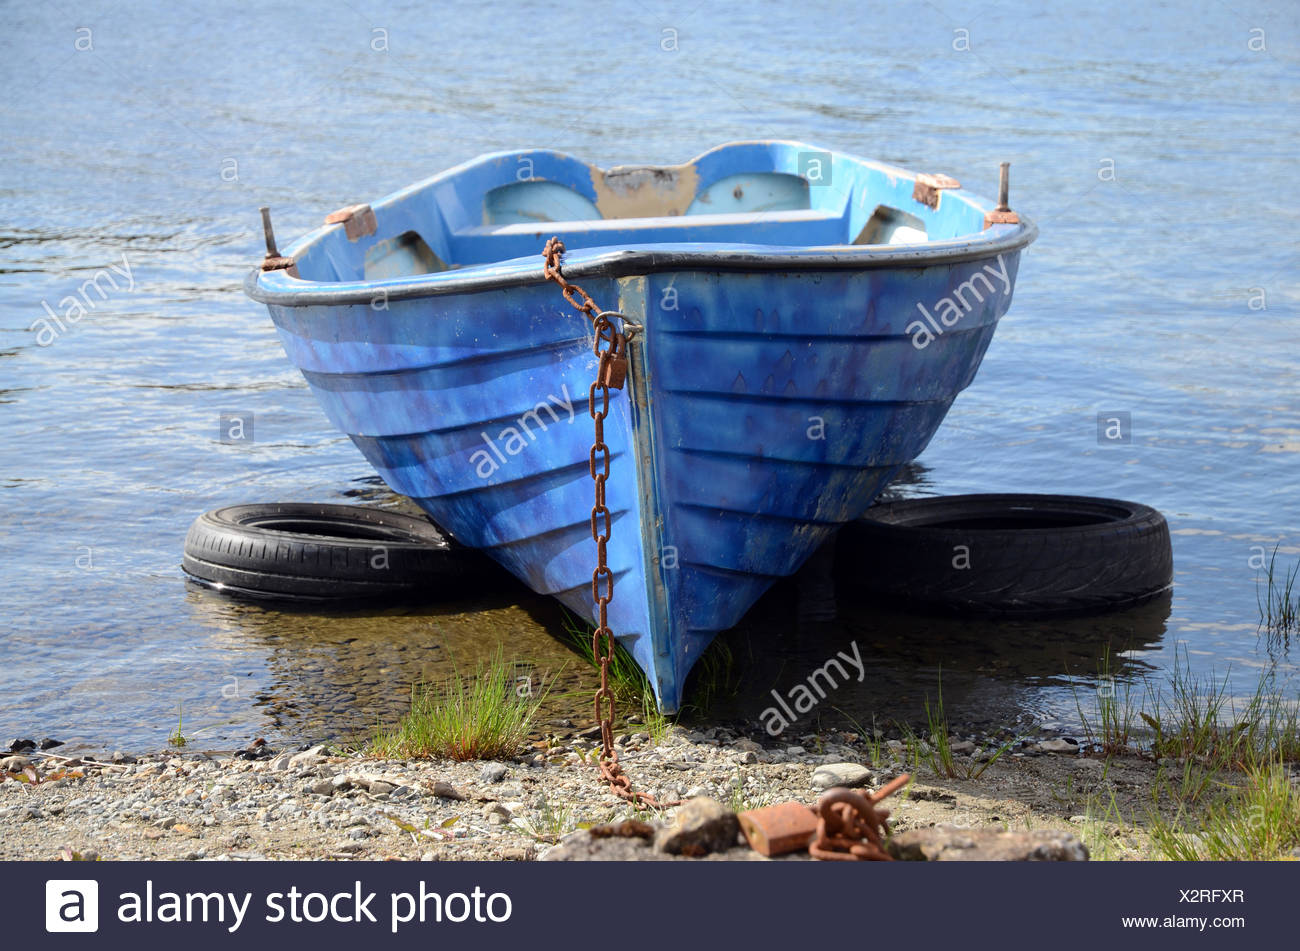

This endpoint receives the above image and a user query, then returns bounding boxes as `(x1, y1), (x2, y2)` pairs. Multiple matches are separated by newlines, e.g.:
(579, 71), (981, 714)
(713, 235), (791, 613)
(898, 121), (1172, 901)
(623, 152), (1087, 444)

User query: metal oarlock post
(984, 163), (1020, 228)
(258, 206), (296, 272)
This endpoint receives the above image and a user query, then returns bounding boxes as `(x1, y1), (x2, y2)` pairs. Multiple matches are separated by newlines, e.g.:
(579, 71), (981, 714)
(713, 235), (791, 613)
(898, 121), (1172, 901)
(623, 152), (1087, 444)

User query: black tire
(182, 503), (492, 601)
(837, 494), (1173, 617)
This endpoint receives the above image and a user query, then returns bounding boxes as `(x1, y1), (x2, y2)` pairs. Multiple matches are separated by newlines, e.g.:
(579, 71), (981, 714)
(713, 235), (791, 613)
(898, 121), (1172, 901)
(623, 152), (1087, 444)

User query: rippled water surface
(2, 1), (1297, 750)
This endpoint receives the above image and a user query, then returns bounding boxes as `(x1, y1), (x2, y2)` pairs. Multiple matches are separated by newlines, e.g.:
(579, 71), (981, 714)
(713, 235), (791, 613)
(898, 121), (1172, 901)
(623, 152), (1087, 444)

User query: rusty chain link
(808, 774), (910, 860)
(542, 237), (666, 809)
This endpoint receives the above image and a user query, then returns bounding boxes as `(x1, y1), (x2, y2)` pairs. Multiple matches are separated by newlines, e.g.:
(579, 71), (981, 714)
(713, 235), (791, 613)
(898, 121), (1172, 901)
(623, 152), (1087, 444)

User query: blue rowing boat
(246, 141), (1036, 712)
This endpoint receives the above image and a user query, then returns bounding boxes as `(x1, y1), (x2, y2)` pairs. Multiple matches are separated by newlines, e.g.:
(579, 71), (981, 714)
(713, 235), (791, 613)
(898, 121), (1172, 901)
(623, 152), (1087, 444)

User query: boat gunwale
(246, 217), (1036, 307)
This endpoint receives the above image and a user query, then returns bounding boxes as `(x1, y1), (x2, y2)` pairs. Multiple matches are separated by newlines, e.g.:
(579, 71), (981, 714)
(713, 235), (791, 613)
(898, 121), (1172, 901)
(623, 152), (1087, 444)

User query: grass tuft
(1257, 544), (1299, 635)
(168, 704), (188, 747)
(371, 649), (544, 761)
(1148, 760), (1300, 861)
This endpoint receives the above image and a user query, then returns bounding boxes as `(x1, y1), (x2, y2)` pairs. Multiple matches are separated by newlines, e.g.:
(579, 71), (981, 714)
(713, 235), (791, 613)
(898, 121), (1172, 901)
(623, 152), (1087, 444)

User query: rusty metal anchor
(809, 774), (909, 860)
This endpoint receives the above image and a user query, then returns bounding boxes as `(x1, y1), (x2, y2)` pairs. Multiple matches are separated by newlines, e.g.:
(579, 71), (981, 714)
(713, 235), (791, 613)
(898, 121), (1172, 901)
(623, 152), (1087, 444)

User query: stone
(502, 847), (531, 861)
(111, 751), (136, 765)
(428, 781), (467, 801)
(310, 779), (336, 796)
(810, 763), (873, 790)
(6, 739), (36, 753)
(655, 797), (740, 857)
(39, 738), (64, 750)
(368, 781), (396, 796)
(289, 744), (327, 768)
(685, 786), (711, 799)
(268, 752), (293, 771)
(482, 802), (512, 820)
(734, 751), (758, 765)
(949, 740), (976, 755)
(733, 738), (762, 753)
(480, 762), (508, 783)
(1038, 738), (1080, 755)
(888, 827), (1089, 861)
(1, 755), (32, 772)
(542, 828), (777, 862)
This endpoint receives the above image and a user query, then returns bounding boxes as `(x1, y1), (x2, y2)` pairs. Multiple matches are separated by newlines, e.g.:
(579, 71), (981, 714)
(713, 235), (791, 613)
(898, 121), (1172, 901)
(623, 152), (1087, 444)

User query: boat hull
(263, 253), (1020, 710)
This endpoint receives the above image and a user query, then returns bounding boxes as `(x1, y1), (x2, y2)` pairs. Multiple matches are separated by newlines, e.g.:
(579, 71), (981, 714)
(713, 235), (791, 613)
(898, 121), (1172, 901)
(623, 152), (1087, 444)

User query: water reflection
(182, 579), (595, 746)
(699, 543), (1172, 737)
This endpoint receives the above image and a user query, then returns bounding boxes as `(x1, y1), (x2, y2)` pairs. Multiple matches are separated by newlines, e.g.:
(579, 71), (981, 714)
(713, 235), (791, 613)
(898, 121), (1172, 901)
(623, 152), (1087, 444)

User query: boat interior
(282, 142), (1002, 285)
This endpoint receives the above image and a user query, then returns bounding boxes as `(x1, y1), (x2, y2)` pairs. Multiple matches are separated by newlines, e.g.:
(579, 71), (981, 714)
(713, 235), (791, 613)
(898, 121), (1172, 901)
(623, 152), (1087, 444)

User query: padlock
(600, 351), (628, 390)
(598, 335), (628, 391)
(737, 801), (818, 856)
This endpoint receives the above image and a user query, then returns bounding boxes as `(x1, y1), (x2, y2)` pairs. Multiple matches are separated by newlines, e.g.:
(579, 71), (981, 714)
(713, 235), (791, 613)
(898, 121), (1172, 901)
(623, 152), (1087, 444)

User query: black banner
(17, 860), (1286, 948)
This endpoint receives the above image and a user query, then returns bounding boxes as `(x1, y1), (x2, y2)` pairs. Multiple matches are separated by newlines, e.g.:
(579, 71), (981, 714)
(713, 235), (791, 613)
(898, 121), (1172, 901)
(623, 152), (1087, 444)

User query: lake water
(1, 0), (1296, 751)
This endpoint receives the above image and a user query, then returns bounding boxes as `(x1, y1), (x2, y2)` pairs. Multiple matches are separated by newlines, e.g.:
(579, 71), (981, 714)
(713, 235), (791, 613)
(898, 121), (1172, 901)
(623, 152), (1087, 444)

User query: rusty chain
(809, 774), (910, 860)
(542, 237), (667, 809)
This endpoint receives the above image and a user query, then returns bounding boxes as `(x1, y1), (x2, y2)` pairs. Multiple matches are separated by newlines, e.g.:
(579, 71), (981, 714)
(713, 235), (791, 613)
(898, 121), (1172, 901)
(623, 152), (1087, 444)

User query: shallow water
(1, 1), (1297, 750)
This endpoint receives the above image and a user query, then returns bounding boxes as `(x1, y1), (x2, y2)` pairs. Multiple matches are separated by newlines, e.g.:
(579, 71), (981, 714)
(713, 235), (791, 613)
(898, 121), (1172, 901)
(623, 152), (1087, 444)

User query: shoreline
(5, 722), (1280, 862)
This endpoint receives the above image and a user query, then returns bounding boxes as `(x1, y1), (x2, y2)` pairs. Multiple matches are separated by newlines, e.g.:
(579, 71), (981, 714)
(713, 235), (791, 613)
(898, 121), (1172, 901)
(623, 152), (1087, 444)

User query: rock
(502, 847), (532, 861)
(310, 779), (336, 796)
(268, 752), (294, 772)
(482, 803), (512, 820)
(685, 786), (711, 799)
(949, 740), (976, 755)
(480, 762), (508, 783)
(542, 828), (773, 862)
(1037, 738), (1080, 755)
(655, 797), (740, 857)
(733, 738), (762, 753)
(428, 781), (467, 801)
(39, 738), (64, 750)
(886, 740), (904, 752)
(289, 744), (327, 769)
(6, 739), (36, 753)
(888, 827), (1089, 861)
(369, 781), (396, 796)
(811, 763), (873, 790)
(734, 751), (758, 765)
(785, 746), (806, 756)
(1, 755), (32, 772)
(111, 751), (137, 765)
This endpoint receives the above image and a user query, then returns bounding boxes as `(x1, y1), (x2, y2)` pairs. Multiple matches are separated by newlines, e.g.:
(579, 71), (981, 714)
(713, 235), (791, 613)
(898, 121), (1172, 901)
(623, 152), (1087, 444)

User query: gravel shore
(1, 725), (1174, 861)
